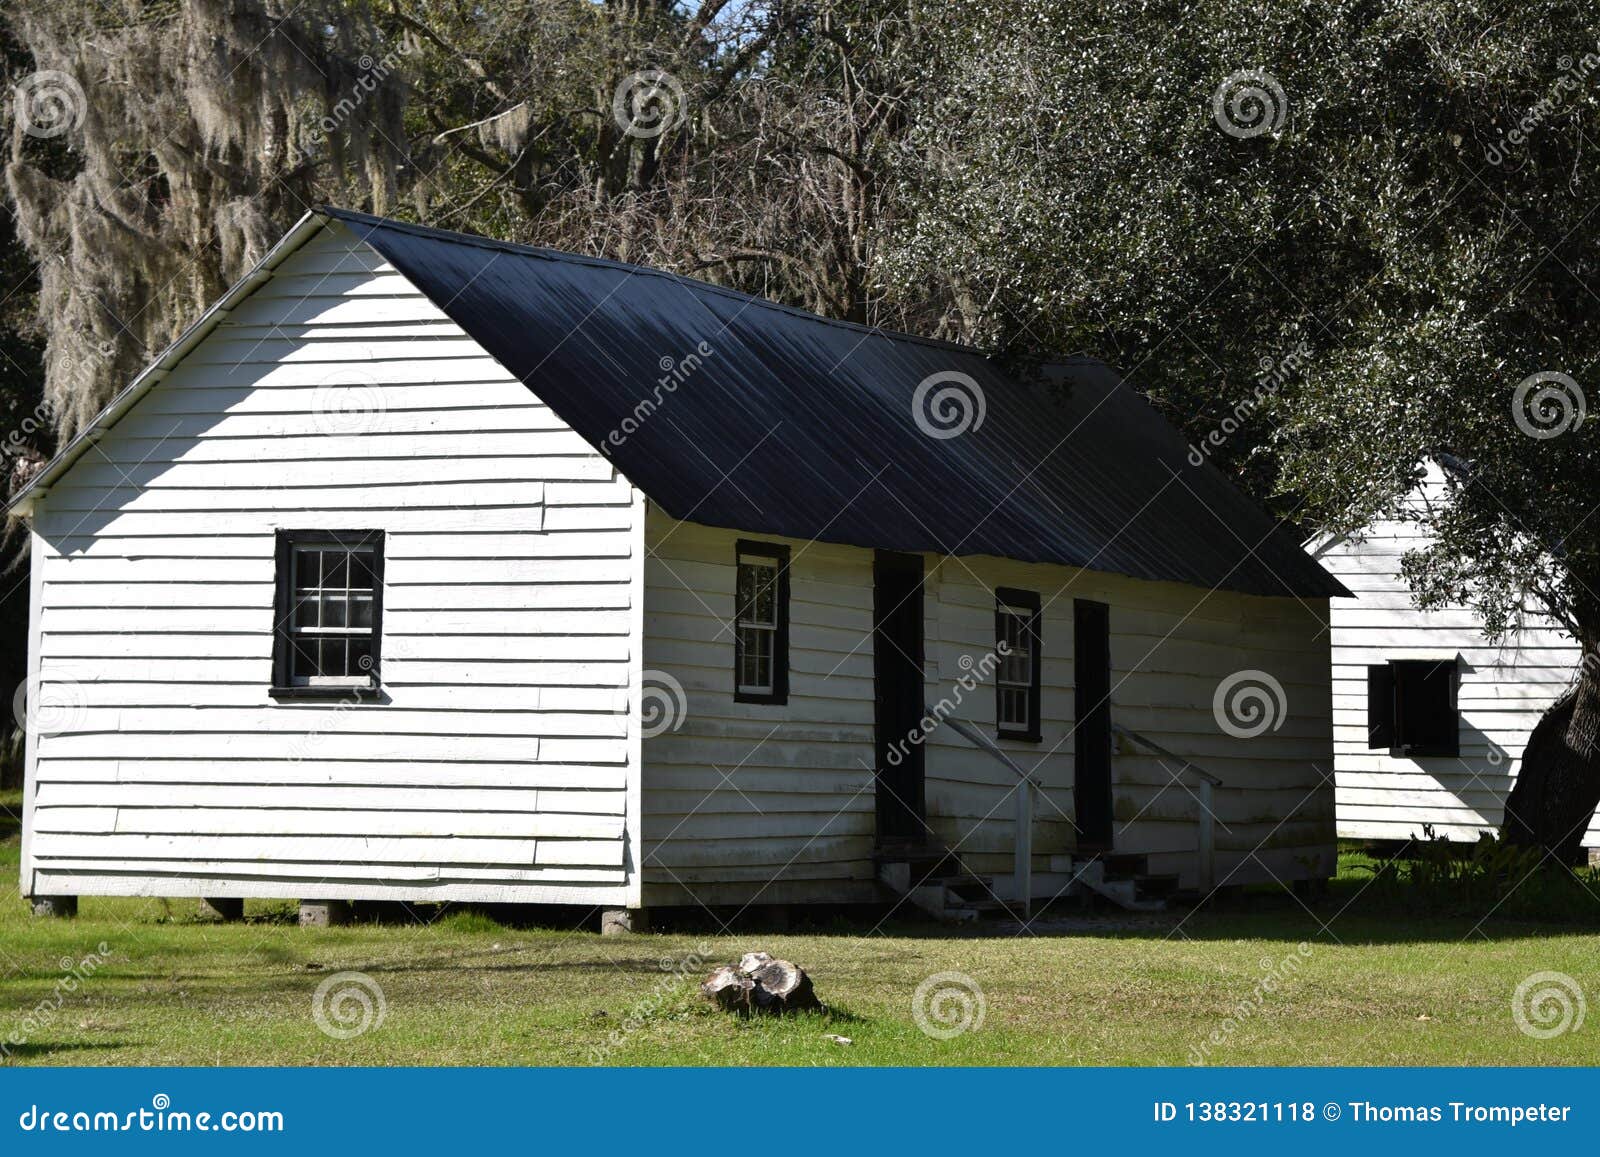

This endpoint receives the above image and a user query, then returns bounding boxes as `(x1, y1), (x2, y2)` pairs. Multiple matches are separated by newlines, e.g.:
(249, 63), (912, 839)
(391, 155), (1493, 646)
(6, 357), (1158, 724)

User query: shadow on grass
(2, 1040), (131, 1063)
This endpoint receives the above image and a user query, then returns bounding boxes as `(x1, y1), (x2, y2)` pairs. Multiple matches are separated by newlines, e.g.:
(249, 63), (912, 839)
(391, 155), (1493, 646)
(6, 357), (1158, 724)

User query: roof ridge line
(317, 205), (1108, 371)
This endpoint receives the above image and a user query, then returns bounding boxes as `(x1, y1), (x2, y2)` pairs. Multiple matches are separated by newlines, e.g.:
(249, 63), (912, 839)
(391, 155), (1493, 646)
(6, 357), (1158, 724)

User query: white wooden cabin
(11, 209), (1346, 923)
(1313, 460), (1599, 848)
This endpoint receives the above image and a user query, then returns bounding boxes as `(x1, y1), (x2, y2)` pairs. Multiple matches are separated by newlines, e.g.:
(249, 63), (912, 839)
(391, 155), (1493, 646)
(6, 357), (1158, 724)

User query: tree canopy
(3, 0), (1600, 841)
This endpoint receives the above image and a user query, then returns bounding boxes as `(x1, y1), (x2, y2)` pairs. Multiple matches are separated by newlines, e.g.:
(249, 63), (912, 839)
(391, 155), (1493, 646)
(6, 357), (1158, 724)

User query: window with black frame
(995, 588), (1042, 741)
(272, 530), (385, 699)
(734, 541), (788, 704)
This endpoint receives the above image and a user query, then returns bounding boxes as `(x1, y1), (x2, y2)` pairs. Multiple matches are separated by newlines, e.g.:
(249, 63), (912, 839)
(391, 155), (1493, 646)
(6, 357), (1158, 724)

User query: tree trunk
(1502, 662), (1600, 864)
(700, 952), (819, 1014)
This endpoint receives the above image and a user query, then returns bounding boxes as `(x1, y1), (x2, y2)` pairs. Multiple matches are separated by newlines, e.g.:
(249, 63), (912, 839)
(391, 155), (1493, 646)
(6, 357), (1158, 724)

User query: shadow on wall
(1404, 716), (1521, 837)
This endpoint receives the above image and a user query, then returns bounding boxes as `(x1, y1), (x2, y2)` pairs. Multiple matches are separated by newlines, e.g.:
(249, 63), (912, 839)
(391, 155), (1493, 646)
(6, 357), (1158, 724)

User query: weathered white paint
(639, 508), (1334, 907)
(1314, 461), (1597, 844)
(23, 221), (642, 906)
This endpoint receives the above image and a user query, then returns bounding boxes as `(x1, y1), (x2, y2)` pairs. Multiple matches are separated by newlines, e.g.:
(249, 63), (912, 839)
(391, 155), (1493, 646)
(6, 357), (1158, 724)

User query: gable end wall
(22, 222), (643, 906)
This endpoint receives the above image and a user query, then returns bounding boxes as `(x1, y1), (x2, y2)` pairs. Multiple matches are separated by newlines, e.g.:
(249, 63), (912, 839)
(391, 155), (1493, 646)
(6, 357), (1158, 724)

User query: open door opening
(874, 551), (926, 847)
(1074, 599), (1114, 849)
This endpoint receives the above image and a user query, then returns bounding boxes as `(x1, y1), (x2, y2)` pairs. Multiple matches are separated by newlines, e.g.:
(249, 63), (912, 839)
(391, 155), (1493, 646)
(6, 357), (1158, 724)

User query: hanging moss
(5, 0), (410, 437)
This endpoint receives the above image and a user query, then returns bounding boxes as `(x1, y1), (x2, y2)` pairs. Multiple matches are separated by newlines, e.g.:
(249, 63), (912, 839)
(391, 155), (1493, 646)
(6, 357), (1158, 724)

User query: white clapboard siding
(1314, 460), (1598, 845)
(23, 220), (643, 907)
(639, 508), (1335, 905)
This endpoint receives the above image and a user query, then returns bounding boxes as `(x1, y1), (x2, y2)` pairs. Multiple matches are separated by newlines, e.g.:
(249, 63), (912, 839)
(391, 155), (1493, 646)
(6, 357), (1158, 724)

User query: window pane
(736, 563), (756, 617)
(322, 593), (348, 629)
(292, 637), (321, 679)
(349, 636), (373, 677)
(349, 593), (373, 629)
(324, 552), (349, 590)
(751, 571), (775, 625)
(294, 595), (318, 629)
(739, 625), (772, 689)
(349, 550), (375, 590)
(295, 548), (321, 589)
(738, 560), (778, 627)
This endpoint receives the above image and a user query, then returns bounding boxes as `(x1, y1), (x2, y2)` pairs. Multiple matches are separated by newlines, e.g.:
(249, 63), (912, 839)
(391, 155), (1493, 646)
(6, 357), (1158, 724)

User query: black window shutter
(1366, 664), (1395, 749)
(1415, 661), (1459, 756)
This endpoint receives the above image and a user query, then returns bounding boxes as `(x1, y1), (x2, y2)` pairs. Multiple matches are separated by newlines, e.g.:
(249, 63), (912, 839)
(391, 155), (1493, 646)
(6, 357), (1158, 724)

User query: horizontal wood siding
(1316, 462), (1595, 844)
(24, 222), (641, 905)
(640, 509), (1334, 905)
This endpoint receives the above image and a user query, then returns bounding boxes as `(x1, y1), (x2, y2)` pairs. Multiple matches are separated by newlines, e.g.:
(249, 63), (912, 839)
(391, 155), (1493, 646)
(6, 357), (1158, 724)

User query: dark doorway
(1074, 599), (1114, 849)
(874, 551), (926, 846)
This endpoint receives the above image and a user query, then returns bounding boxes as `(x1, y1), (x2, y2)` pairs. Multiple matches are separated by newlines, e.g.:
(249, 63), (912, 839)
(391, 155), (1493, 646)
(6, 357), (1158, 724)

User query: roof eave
(7, 209), (334, 518)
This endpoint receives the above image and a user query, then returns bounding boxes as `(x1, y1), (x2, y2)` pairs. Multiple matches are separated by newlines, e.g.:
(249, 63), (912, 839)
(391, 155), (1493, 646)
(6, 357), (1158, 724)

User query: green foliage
(1354, 829), (1600, 922)
(429, 908), (506, 935)
(886, 1), (1600, 642)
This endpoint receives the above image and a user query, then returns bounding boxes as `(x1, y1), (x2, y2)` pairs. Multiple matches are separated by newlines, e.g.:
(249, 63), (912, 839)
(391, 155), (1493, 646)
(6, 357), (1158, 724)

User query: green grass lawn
(3, 788), (1599, 1066)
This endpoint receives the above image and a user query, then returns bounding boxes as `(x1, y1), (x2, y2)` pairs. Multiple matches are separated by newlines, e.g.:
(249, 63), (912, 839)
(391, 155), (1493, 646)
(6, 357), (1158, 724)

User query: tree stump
(700, 951), (819, 1014)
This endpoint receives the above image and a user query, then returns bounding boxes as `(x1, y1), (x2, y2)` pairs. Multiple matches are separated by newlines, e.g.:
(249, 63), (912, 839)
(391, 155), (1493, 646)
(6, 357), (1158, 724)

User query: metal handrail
(1110, 723), (1223, 786)
(1111, 723), (1224, 891)
(930, 707), (1041, 916)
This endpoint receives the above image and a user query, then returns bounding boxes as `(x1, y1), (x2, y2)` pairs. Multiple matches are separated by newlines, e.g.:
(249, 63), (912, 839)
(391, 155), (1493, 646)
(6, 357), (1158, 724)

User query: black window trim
(733, 538), (790, 705)
(995, 586), (1042, 743)
(1367, 655), (1459, 757)
(271, 528), (386, 702)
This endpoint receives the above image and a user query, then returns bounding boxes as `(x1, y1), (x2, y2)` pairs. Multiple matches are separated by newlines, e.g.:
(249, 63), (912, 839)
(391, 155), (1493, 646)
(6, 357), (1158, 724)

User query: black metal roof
(323, 208), (1346, 599)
